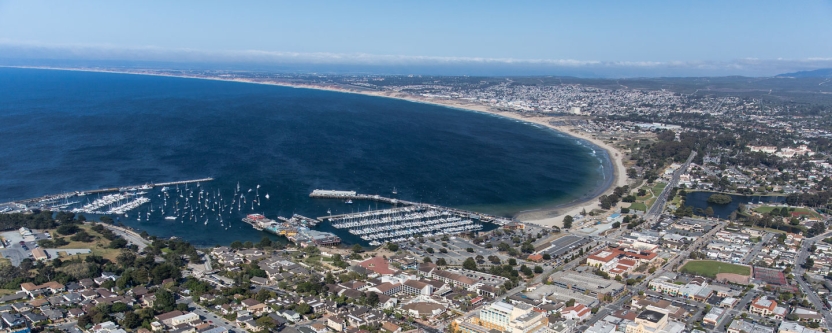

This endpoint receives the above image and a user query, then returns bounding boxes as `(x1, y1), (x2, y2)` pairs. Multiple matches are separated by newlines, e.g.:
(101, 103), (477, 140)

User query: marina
(311, 190), (511, 246)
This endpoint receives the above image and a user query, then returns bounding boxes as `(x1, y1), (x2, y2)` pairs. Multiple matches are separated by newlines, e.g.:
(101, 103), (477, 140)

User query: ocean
(0, 67), (610, 246)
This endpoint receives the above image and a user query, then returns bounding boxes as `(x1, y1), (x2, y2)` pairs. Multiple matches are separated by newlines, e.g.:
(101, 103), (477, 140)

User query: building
(750, 297), (787, 319)
(31, 248), (48, 261)
(401, 280), (433, 296)
(624, 309), (684, 333)
(457, 301), (547, 333)
(727, 319), (774, 333)
(548, 272), (626, 301)
(358, 257), (397, 276)
(429, 269), (476, 289)
(560, 304), (591, 321)
(779, 321), (823, 333)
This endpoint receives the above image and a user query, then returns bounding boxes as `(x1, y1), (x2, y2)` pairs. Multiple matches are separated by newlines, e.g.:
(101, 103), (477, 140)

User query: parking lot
(0, 230), (48, 266)
(402, 236), (512, 266)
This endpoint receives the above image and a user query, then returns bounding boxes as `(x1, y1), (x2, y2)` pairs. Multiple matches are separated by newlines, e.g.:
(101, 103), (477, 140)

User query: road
(793, 230), (832, 330)
(715, 289), (758, 332)
(743, 232), (774, 264)
(179, 296), (244, 333)
(645, 151), (696, 222)
(100, 224), (150, 250)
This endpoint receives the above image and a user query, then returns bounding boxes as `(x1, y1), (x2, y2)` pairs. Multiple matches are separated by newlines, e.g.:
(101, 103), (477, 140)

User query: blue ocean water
(0, 68), (609, 246)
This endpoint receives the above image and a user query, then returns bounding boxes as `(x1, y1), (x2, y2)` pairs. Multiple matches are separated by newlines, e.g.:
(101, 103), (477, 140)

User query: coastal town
(1, 70), (832, 333)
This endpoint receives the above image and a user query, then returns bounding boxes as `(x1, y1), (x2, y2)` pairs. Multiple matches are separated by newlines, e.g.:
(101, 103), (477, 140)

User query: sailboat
(392, 187), (398, 195)
(265, 193), (270, 200)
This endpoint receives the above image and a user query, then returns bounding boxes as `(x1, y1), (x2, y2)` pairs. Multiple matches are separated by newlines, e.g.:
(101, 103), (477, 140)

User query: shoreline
(2, 65), (630, 227)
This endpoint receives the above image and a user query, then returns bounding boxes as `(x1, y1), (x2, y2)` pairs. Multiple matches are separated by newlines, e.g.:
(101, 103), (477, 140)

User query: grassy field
(680, 260), (750, 278)
(753, 206), (821, 219)
(46, 224), (122, 262)
(629, 182), (666, 212)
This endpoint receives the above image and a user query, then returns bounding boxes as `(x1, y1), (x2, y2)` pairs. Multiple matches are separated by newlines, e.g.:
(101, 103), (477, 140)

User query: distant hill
(776, 68), (832, 78)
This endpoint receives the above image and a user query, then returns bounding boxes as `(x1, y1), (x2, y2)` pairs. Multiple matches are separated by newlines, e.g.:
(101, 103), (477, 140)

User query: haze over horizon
(1, 1), (832, 77)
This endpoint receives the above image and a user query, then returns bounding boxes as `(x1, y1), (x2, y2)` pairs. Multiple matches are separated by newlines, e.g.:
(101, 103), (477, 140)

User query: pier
(310, 189), (511, 227)
(1, 177), (215, 213)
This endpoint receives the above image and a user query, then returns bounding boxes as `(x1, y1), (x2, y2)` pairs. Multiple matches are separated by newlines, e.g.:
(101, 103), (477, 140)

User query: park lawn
(651, 182), (667, 194)
(629, 202), (647, 212)
(0, 289), (18, 296)
(680, 260), (750, 278)
(0, 258), (10, 266)
(637, 186), (654, 200)
(754, 206), (821, 219)
(46, 224), (122, 262)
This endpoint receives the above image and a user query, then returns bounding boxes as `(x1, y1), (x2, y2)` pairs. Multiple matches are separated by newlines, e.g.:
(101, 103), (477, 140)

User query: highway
(645, 151), (696, 222)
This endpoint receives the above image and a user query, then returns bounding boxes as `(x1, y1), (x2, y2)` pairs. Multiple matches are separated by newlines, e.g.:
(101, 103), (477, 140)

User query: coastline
(2, 66), (629, 227)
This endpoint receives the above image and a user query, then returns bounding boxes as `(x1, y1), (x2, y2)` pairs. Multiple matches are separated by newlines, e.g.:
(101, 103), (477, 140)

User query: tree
(387, 243), (399, 252)
(563, 215), (574, 229)
(423, 256), (432, 263)
(707, 194), (732, 205)
(704, 206), (715, 217)
(508, 258), (517, 266)
(466, 247), (474, 253)
(436, 258), (447, 266)
(534, 266), (543, 274)
(325, 272), (336, 284)
(296, 303), (312, 314)
(463, 258), (477, 271)
(111, 302), (130, 313)
(612, 222), (621, 228)
(56, 224), (79, 235)
(121, 311), (141, 329)
(565, 299), (575, 307)
(230, 240), (243, 250)
(542, 254), (551, 260)
(803, 257), (814, 270)
(426, 248), (435, 254)
(176, 303), (189, 312)
(352, 244), (363, 253)
(366, 293), (379, 307)
(258, 237), (272, 248)
(154, 289), (175, 312)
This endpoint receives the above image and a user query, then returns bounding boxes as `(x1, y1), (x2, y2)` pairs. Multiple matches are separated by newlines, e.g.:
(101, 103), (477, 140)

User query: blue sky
(1, 1), (831, 76)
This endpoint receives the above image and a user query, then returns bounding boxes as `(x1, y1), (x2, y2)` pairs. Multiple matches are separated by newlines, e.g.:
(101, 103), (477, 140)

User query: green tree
(230, 240), (243, 250)
(542, 254), (551, 260)
(508, 258), (517, 266)
(387, 243), (399, 252)
(258, 237), (272, 248)
(463, 258), (477, 271)
(436, 258), (447, 266)
(352, 244), (363, 253)
(121, 311), (141, 329)
(366, 293), (379, 307)
(176, 303), (189, 312)
(563, 215), (574, 229)
(423, 257), (432, 263)
(154, 289), (175, 313)
(534, 266), (543, 274)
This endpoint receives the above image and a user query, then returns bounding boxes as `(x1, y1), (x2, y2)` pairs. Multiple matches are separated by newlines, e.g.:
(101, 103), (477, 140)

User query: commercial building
(457, 301), (547, 333)
(548, 271), (626, 301)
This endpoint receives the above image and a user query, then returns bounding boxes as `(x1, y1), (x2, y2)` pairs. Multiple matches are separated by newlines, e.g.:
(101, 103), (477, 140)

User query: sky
(1, 1), (831, 77)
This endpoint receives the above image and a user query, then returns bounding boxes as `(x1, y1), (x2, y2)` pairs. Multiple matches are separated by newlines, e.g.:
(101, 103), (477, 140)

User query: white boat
(164, 216), (177, 220)
(265, 193), (270, 200)
(345, 200), (353, 204)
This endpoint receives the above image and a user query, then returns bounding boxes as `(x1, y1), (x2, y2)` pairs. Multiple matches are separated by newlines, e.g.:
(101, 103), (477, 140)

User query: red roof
(527, 254), (544, 262)
(359, 256), (396, 275)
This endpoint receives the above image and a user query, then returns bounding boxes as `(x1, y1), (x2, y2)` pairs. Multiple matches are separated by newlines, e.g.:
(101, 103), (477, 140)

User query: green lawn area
(680, 260), (750, 278)
(46, 224), (123, 262)
(753, 206), (821, 219)
(651, 182), (667, 194)
(629, 202), (647, 212)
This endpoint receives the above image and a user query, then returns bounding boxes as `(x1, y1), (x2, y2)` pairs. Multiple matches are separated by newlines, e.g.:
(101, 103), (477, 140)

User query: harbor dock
(310, 189), (511, 246)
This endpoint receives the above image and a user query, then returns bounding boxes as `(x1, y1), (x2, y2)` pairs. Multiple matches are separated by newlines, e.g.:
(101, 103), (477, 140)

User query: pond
(684, 191), (785, 219)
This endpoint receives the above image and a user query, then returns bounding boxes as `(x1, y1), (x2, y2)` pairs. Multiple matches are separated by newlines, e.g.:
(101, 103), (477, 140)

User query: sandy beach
(5, 66), (630, 227)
